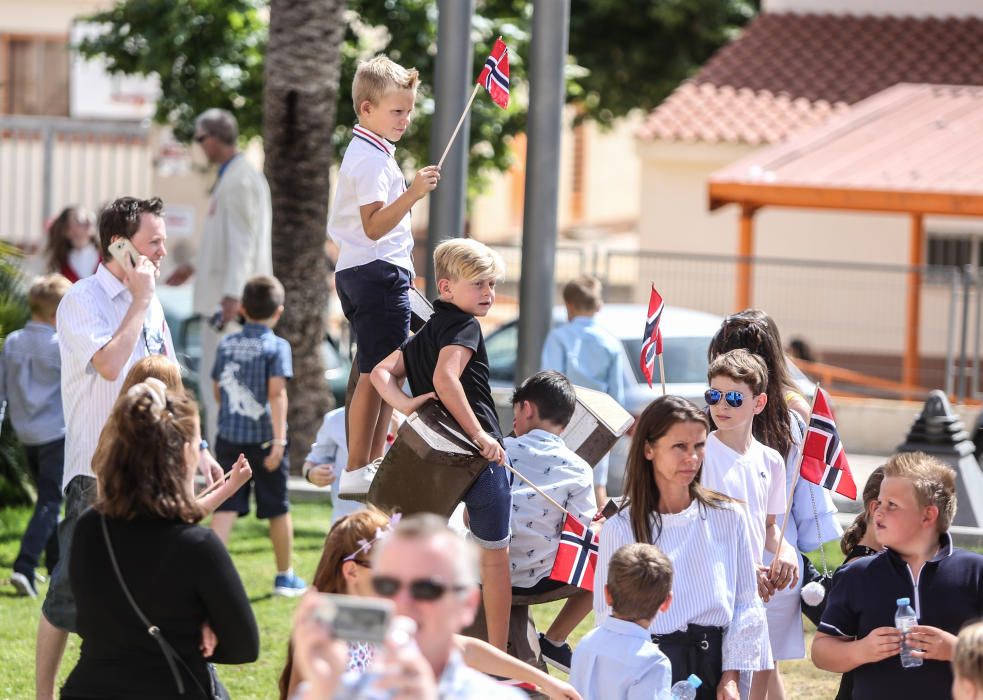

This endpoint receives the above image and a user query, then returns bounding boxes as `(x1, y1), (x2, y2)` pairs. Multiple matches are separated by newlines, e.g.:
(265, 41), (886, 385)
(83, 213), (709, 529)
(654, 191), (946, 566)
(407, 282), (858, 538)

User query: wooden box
(561, 385), (635, 467)
(366, 399), (487, 518)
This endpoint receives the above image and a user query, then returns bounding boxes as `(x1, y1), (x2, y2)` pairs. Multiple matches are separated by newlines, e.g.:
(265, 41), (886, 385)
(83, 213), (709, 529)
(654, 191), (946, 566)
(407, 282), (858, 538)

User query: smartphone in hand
(311, 594), (394, 644)
(108, 237), (141, 267)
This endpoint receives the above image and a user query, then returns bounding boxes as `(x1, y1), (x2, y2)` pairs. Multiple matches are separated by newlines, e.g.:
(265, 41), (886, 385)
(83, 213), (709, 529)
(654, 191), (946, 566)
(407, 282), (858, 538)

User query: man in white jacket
(169, 108), (272, 443)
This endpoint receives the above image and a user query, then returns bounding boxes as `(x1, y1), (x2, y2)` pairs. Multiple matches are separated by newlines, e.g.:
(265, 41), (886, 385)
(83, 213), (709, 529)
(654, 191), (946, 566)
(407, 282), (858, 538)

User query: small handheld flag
(476, 37), (510, 109)
(800, 388), (857, 500)
(640, 285), (665, 389)
(437, 37), (512, 168)
(548, 514), (599, 592)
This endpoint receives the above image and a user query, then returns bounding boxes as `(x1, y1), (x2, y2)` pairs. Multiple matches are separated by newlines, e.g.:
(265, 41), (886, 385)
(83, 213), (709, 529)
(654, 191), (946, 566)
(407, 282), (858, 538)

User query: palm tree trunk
(263, 0), (347, 470)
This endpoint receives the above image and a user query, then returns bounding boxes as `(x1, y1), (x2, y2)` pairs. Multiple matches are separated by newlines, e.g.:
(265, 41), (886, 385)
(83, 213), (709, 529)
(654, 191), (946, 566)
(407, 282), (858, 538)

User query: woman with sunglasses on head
(708, 310), (842, 700)
(61, 380), (258, 700)
(280, 508), (583, 700)
(595, 395), (767, 700)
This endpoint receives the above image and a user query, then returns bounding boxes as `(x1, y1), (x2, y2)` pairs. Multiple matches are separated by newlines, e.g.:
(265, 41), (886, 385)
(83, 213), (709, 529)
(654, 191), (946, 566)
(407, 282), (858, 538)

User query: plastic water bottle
(895, 597), (923, 668)
(670, 674), (702, 700)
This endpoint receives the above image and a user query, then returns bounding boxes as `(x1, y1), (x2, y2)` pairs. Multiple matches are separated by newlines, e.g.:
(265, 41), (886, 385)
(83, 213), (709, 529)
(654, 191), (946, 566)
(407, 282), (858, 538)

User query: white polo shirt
(57, 264), (175, 490)
(328, 124), (414, 275)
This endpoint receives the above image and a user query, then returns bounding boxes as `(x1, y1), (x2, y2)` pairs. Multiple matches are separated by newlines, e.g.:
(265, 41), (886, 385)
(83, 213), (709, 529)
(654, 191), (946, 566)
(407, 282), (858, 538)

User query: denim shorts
(463, 461), (513, 549)
(41, 475), (97, 632)
(214, 437), (290, 520)
(335, 260), (411, 373)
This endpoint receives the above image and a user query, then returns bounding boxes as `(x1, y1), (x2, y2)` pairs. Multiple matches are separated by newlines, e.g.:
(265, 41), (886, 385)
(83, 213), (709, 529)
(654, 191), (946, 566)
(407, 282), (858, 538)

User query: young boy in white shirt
(506, 370), (597, 672)
(329, 55), (440, 499)
(570, 543), (674, 700)
(701, 348), (799, 699)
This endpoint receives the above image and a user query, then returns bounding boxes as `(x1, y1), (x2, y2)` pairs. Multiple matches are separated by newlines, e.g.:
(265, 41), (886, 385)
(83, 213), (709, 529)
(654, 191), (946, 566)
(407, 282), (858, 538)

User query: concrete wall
(764, 0), (983, 17)
(0, 0), (110, 34)
(636, 139), (981, 367)
(835, 395), (979, 454)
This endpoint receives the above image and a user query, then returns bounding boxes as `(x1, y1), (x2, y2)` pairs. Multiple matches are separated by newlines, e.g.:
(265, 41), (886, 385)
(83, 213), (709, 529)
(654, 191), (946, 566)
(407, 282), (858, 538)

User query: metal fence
(0, 115), (152, 247)
(490, 243), (983, 398)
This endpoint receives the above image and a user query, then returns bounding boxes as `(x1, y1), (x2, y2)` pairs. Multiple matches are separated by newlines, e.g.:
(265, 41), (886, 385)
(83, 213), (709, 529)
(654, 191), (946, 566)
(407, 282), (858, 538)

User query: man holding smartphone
(35, 196), (178, 700)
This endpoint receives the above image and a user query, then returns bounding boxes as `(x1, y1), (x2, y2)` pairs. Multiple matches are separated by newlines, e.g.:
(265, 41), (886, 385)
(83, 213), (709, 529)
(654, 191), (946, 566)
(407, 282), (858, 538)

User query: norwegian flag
(800, 388), (858, 500)
(549, 513), (599, 592)
(639, 284), (664, 388)
(476, 37), (510, 109)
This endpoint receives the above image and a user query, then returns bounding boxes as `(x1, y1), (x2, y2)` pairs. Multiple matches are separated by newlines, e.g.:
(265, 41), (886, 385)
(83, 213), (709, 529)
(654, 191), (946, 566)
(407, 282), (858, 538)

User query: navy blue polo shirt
(818, 533), (983, 699)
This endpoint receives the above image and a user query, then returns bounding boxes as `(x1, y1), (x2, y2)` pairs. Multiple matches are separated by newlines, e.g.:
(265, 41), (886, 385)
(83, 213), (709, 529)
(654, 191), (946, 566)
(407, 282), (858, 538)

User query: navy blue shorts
(214, 437), (290, 519)
(463, 461), (513, 549)
(336, 260), (412, 373)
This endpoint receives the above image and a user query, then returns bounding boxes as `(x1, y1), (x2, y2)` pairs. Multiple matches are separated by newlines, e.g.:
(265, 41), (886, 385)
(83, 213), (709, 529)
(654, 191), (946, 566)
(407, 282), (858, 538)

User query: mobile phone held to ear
(311, 594), (394, 643)
(108, 238), (140, 267)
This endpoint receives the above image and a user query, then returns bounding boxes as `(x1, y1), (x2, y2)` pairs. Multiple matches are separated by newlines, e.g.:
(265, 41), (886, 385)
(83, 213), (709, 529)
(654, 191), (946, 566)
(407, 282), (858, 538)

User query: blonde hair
(563, 275), (603, 313)
(882, 452), (957, 532)
(434, 238), (505, 283)
(121, 355), (183, 394)
(28, 274), (72, 319)
(954, 620), (983, 690)
(353, 56), (420, 115)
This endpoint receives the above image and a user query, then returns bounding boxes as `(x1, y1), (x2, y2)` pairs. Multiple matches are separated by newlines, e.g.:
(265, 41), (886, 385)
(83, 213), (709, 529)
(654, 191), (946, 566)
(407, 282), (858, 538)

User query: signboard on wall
(69, 22), (160, 120)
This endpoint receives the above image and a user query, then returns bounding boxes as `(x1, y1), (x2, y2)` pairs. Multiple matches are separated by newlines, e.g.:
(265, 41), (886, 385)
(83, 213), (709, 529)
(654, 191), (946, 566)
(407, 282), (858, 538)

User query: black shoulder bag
(101, 514), (227, 699)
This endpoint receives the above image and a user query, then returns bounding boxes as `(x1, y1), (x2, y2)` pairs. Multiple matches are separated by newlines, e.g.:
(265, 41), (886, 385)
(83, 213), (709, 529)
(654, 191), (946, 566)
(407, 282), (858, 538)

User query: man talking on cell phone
(34, 196), (181, 700)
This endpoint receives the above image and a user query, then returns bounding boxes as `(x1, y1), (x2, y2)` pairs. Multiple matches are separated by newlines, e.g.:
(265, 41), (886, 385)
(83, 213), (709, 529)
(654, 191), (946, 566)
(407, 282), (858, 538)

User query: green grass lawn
(0, 502), (854, 698)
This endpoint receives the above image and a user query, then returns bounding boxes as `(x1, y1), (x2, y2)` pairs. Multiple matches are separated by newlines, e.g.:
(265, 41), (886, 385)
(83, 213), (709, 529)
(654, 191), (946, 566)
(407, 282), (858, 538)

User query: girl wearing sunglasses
(708, 310), (842, 700)
(594, 395), (766, 700)
(279, 508), (583, 700)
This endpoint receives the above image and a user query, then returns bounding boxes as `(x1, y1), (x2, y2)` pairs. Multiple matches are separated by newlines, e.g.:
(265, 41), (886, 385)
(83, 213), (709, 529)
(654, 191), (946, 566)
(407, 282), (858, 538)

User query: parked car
(156, 284), (351, 408)
(485, 304), (812, 497)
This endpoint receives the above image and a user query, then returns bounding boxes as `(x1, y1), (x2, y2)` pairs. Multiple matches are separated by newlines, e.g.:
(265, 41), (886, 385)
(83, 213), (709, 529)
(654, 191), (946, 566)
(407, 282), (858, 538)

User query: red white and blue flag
(640, 284), (664, 388)
(800, 388), (857, 500)
(549, 514), (599, 592)
(476, 37), (510, 109)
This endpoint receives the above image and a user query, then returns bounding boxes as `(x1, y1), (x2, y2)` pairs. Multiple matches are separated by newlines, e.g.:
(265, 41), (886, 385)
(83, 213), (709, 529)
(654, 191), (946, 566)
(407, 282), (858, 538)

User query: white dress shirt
(595, 503), (769, 672)
(328, 125), (414, 275)
(505, 429), (596, 588)
(570, 615), (673, 700)
(306, 407), (361, 524)
(57, 264), (174, 489)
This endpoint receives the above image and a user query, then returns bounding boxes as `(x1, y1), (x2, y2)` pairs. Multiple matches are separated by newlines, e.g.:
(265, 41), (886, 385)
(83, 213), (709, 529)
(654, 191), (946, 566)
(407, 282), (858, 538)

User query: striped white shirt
(594, 501), (769, 672)
(57, 264), (174, 490)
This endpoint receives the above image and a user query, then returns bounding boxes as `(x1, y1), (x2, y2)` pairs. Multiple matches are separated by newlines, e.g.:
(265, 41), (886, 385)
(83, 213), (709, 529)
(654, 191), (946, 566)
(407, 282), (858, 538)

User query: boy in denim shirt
(210, 275), (305, 596)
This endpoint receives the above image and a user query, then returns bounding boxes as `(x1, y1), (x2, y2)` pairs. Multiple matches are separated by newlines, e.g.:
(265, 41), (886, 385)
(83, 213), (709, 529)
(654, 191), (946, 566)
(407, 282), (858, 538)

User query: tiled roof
(639, 13), (983, 145)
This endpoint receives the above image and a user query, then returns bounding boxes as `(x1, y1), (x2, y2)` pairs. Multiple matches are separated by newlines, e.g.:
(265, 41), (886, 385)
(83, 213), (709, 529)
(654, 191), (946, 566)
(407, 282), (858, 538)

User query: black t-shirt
(819, 534), (983, 700)
(402, 299), (503, 442)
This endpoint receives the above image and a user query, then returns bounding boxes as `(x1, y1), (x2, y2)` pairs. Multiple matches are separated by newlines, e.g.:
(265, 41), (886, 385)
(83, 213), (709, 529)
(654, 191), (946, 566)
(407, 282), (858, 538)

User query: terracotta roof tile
(640, 13), (983, 145)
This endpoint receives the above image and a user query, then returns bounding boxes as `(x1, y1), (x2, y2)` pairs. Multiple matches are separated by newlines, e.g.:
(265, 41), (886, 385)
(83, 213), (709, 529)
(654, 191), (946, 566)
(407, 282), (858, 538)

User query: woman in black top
(62, 380), (259, 699)
(832, 466), (885, 700)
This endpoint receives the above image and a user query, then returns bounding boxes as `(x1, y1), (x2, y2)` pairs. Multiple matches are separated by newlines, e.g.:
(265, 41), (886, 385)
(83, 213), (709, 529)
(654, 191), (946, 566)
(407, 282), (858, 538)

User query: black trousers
(652, 624), (724, 700)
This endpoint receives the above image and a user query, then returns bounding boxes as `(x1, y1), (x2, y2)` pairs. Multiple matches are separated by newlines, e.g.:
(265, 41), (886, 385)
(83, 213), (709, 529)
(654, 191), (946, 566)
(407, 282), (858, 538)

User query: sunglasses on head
(371, 576), (468, 602)
(705, 389), (745, 408)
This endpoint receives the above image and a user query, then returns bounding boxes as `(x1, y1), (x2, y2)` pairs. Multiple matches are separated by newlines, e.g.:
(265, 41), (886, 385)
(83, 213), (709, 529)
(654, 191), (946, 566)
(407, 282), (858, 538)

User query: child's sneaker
(273, 571), (306, 597)
(337, 458), (382, 501)
(11, 571), (38, 599)
(538, 633), (572, 673)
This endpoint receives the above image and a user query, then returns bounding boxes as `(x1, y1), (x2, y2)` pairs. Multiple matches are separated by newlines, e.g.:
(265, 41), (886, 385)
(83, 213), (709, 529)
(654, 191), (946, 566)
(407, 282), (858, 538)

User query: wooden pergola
(708, 84), (983, 387)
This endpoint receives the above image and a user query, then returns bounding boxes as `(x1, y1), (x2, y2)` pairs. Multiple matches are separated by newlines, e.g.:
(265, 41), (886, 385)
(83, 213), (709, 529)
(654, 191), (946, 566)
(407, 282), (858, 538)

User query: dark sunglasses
(371, 575), (467, 601)
(705, 389), (745, 408)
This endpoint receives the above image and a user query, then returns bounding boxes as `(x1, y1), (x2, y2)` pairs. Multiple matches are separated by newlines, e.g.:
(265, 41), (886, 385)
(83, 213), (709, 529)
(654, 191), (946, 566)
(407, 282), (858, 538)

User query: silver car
(484, 304), (727, 496)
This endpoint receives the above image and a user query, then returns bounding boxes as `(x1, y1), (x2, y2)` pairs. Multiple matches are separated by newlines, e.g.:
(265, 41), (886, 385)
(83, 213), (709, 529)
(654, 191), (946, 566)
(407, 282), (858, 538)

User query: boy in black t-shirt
(372, 238), (512, 650)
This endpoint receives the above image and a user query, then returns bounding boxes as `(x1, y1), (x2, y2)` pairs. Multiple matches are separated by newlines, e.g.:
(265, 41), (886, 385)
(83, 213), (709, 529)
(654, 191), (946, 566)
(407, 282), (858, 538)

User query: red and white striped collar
(352, 124), (395, 158)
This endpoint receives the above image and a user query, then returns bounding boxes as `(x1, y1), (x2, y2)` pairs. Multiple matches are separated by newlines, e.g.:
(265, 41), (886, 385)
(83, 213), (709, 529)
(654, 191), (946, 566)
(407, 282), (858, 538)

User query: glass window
(622, 336), (711, 385)
(485, 322), (518, 382)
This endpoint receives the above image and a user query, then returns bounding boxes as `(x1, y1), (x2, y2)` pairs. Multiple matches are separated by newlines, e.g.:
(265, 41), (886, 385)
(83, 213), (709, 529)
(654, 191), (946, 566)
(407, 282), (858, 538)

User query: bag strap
(100, 513), (210, 698)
